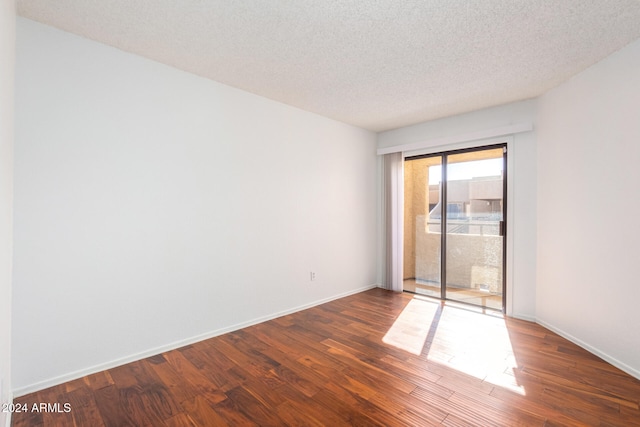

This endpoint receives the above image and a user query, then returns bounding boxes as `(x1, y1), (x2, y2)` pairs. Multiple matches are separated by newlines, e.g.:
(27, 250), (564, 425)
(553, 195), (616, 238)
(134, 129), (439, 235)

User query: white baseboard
(536, 318), (640, 381)
(510, 313), (536, 322)
(20, 285), (637, 397)
(13, 284), (378, 397)
(499, 313), (639, 380)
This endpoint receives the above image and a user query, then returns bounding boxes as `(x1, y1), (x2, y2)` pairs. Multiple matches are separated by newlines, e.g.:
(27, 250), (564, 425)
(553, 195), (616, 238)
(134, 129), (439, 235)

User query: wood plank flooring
(12, 288), (640, 426)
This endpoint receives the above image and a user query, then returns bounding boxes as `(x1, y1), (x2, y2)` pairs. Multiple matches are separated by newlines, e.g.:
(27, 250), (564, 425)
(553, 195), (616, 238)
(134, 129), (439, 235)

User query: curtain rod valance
(377, 122), (533, 155)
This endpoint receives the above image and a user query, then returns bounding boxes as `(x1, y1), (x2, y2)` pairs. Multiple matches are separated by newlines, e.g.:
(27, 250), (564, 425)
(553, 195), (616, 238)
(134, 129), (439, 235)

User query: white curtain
(383, 152), (403, 292)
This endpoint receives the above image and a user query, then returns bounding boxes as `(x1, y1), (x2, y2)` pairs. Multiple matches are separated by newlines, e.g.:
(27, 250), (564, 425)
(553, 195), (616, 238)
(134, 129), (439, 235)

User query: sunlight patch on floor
(430, 305), (525, 395)
(383, 295), (525, 395)
(382, 297), (439, 355)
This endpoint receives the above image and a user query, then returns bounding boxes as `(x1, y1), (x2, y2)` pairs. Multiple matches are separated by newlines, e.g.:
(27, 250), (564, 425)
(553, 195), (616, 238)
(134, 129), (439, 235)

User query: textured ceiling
(16, 0), (640, 132)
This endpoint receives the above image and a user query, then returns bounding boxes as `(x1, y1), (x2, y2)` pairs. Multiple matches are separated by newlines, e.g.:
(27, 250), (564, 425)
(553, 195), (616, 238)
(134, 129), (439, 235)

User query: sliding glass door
(403, 155), (442, 298)
(403, 145), (506, 311)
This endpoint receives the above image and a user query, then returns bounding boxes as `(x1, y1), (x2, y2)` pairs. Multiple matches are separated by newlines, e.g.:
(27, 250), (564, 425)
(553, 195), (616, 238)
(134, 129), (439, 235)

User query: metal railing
(427, 218), (500, 236)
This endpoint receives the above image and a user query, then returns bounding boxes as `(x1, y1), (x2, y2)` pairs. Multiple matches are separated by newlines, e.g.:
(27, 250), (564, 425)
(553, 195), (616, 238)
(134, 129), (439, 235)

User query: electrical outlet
(310, 271), (316, 281)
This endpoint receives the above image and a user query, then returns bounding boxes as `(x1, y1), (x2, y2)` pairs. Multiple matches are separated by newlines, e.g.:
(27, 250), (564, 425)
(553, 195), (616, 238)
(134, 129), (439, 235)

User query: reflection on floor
(403, 278), (503, 310)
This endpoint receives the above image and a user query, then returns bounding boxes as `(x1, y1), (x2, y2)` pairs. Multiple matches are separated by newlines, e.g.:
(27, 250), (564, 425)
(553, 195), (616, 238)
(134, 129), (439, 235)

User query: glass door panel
(403, 156), (442, 298)
(445, 148), (504, 310)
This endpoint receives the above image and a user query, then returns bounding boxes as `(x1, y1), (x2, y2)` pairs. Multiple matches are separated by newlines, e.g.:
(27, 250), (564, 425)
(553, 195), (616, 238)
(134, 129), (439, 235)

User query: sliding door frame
(404, 140), (509, 313)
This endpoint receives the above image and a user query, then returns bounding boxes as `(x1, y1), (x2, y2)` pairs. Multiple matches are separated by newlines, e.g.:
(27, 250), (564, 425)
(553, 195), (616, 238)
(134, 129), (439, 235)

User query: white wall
(13, 18), (378, 394)
(537, 38), (640, 377)
(377, 100), (538, 320)
(0, 0), (15, 424)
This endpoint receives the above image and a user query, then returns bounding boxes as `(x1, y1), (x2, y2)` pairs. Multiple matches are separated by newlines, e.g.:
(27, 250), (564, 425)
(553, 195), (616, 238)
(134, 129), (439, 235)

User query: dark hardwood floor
(12, 288), (640, 426)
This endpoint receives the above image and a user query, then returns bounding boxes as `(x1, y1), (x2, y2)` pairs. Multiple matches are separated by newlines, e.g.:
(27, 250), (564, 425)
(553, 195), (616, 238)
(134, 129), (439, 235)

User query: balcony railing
(427, 218), (500, 235)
